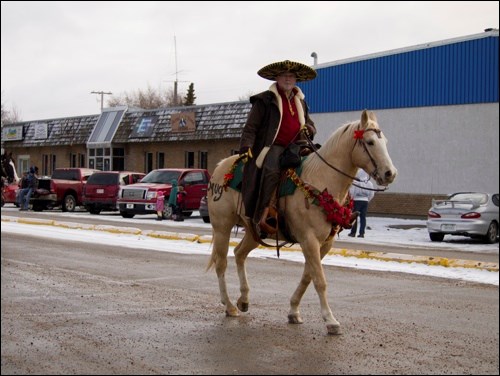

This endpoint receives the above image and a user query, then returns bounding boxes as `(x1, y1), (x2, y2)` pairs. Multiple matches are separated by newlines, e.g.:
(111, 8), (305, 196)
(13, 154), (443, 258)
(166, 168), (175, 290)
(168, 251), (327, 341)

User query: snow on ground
(1, 207), (498, 286)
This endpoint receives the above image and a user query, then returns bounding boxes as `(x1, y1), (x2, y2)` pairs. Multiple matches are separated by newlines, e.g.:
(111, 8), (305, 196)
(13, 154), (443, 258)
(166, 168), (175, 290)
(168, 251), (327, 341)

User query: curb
(2, 216), (498, 272)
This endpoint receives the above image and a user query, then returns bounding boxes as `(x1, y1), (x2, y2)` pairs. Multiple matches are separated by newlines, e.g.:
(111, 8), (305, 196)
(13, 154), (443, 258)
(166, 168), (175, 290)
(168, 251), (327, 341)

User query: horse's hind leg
(233, 232), (259, 312)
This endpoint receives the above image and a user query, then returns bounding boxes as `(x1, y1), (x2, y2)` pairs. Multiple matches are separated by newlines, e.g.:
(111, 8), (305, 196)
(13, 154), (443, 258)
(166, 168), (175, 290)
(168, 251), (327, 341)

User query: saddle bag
(279, 143), (301, 169)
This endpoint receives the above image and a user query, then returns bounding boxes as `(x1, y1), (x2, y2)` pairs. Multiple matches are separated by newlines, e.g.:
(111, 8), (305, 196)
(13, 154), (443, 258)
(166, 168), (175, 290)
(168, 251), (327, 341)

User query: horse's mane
(303, 121), (357, 173)
(304, 116), (382, 174)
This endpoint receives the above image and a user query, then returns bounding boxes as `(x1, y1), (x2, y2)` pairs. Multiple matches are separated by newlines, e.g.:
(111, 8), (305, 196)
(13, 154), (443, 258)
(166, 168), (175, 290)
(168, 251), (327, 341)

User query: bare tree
(1, 96), (22, 125)
(238, 90), (256, 101)
(107, 84), (187, 109)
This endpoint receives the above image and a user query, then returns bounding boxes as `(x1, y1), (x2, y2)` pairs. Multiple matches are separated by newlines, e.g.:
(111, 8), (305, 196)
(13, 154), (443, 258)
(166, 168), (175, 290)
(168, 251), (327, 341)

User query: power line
(91, 91), (112, 111)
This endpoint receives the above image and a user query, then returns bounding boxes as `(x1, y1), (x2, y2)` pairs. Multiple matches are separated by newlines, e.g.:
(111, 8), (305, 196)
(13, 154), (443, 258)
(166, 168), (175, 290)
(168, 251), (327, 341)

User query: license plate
(126, 203), (134, 209)
(97, 189), (104, 194)
(441, 224), (455, 231)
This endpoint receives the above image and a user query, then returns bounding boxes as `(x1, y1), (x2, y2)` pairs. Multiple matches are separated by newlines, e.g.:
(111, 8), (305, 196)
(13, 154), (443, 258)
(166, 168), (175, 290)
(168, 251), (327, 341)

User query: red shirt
(274, 87), (301, 146)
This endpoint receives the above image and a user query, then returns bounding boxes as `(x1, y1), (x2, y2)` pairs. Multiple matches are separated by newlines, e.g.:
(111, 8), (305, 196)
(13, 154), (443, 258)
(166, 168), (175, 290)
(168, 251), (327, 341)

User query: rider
(238, 60), (317, 237)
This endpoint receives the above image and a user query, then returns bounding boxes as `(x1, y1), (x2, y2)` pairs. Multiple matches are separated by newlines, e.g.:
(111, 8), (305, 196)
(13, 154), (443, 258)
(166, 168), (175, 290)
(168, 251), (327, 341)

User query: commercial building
(3, 30), (498, 217)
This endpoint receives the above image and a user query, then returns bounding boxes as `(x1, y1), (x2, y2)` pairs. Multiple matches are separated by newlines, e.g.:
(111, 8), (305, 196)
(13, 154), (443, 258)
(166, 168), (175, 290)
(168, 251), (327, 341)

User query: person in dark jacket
(239, 60), (317, 237)
(20, 166), (38, 210)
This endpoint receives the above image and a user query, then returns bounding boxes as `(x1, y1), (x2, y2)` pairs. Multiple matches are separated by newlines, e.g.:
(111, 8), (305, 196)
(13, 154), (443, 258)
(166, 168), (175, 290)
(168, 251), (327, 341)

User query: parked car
(117, 168), (210, 219)
(83, 171), (146, 214)
(1, 180), (20, 207)
(199, 195), (210, 223)
(427, 192), (499, 244)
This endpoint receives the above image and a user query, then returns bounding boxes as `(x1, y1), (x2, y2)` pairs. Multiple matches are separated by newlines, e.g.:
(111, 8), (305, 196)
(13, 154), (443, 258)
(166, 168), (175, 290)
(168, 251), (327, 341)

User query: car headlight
(146, 191), (157, 200)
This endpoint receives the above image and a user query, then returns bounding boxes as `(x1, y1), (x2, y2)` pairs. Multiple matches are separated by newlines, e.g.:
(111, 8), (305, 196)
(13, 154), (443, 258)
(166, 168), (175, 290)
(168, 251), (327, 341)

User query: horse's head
(351, 110), (397, 186)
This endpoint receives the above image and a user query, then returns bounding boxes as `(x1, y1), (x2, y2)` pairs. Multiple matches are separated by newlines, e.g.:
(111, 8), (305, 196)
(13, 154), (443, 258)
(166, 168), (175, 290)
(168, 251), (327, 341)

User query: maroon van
(83, 171), (146, 214)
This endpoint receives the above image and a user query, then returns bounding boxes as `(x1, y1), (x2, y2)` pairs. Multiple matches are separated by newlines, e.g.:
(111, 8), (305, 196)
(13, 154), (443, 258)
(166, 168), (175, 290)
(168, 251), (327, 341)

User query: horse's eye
(367, 141), (374, 146)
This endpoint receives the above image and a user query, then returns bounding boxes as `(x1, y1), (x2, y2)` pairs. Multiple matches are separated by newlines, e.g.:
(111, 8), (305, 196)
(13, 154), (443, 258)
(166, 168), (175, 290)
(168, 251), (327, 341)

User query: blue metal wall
(299, 34), (499, 113)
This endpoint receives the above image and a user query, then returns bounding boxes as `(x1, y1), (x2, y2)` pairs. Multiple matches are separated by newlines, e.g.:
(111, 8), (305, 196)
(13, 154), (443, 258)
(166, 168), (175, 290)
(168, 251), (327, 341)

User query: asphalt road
(1, 230), (499, 374)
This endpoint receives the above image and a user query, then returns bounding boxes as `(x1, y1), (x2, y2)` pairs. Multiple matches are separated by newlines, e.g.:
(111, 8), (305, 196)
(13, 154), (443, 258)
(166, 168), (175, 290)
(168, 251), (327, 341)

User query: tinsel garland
(286, 168), (353, 228)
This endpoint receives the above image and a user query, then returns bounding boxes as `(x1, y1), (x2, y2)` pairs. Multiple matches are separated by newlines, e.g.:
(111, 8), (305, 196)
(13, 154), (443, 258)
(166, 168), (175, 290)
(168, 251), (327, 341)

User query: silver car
(199, 195), (210, 223)
(427, 192), (499, 243)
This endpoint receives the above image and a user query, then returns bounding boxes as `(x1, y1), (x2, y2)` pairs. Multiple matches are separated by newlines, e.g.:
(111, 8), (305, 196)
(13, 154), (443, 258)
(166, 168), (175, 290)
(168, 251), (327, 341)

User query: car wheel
(483, 221), (498, 244)
(163, 206), (173, 219)
(32, 203), (45, 211)
(202, 216), (210, 223)
(62, 194), (77, 212)
(120, 211), (135, 218)
(429, 232), (444, 242)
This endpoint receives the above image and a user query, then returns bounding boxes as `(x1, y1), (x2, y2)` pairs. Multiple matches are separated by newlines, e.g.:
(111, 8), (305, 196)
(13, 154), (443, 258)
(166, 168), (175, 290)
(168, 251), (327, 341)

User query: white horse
(206, 110), (397, 335)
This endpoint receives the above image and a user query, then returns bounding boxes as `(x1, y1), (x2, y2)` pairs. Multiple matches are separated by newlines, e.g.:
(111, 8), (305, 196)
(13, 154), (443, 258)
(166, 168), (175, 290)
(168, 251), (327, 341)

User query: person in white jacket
(348, 169), (375, 238)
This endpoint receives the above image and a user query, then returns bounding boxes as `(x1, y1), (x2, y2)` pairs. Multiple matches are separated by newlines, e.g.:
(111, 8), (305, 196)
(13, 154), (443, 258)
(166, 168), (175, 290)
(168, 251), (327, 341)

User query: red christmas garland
(286, 169), (353, 228)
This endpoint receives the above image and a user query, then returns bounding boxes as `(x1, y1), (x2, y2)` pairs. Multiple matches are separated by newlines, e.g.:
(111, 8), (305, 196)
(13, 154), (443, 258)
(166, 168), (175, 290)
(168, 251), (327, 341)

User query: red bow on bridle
(354, 130), (365, 139)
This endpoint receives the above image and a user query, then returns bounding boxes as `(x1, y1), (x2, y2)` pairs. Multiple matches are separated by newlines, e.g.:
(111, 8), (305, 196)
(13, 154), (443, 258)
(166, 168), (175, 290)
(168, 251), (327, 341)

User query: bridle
(304, 124), (388, 192)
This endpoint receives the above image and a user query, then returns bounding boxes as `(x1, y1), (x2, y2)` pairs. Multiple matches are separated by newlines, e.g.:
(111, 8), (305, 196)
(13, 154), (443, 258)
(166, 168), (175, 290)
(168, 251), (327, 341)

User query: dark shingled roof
(2, 101), (252, 147)
(2, 114), (99, 148)
(114, 101), (251, 143)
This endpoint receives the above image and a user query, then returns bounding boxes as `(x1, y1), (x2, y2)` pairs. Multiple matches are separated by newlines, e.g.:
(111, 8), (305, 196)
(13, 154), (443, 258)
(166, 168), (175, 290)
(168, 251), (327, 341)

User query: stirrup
(344, 211), (359, 229)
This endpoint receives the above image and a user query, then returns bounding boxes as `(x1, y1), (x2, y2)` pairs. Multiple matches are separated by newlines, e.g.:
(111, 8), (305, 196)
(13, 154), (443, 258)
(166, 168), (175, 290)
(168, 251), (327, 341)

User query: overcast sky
(1, 1), (499, 122)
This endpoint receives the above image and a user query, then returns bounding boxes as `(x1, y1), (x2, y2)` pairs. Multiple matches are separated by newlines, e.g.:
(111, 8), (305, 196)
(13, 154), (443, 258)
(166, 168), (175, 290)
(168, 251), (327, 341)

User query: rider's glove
(239, 146), (253, 158)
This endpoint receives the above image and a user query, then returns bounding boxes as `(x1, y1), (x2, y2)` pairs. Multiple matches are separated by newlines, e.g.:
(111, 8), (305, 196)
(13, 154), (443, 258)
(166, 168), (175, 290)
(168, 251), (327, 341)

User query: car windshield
(450, 193), (488, 205)
(141, 170), (181, 184)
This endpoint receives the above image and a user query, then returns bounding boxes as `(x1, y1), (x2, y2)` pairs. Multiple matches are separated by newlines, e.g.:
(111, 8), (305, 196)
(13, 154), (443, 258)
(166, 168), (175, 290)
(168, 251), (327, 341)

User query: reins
(303, 125), (388, 192)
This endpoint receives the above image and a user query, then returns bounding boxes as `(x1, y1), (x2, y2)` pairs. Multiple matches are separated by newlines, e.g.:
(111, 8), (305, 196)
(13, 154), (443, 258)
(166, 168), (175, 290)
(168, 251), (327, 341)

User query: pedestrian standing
(174, 186), (186, 222)
(348, 169), (375, 238)
(168, 180), (179, 220)
(156, 191), (165, 221)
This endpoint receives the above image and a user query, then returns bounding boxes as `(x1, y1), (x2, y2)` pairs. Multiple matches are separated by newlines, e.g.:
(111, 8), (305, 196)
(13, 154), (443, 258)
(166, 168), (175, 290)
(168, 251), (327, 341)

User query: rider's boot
(258, 206), (278, 237)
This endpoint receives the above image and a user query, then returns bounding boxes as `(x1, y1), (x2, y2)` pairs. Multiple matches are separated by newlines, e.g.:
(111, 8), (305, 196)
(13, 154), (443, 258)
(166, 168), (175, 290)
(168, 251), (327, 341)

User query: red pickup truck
(116, 168), (210, 219)
(32, 168), (99, 211)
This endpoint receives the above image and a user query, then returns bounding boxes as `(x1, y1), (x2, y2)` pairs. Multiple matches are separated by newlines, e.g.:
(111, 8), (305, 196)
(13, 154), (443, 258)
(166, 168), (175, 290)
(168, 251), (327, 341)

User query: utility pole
(91, 91), (112, 111)
(165, 35), (189, 106)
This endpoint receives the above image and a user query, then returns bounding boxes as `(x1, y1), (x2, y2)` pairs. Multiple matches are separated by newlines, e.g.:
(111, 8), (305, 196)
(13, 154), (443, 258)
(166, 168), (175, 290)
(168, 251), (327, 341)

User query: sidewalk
(2, 215), (498, 272)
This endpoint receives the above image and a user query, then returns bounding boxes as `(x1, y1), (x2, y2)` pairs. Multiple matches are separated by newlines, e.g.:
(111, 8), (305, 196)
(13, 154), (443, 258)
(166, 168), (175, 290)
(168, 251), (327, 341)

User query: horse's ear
(361, 109), (369, 127)
(368, 111), (377, 122)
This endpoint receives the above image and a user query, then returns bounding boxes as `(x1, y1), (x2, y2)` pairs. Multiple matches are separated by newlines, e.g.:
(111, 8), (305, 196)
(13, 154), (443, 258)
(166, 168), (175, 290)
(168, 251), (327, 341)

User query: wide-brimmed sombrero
(257, 60), (317, 82)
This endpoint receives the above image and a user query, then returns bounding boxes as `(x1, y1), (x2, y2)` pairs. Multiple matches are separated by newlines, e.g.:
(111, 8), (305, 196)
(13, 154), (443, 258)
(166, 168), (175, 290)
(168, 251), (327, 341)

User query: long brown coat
(239, 85), (315, 220)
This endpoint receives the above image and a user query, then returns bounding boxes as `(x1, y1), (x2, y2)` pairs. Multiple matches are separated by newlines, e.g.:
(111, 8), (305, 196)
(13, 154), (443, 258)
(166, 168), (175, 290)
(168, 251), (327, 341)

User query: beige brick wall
(10, 142), (448, 219)
(123, 139), (238, 173)
(368, 192), (448, 218)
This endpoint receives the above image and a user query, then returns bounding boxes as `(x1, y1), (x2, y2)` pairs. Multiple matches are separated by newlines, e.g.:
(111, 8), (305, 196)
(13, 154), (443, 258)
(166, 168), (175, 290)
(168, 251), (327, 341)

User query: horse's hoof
(287, 314), (304, 324)
(327, 324), (342, 335)
(237, 301), (249, 312)
(225, 308), (239, 317)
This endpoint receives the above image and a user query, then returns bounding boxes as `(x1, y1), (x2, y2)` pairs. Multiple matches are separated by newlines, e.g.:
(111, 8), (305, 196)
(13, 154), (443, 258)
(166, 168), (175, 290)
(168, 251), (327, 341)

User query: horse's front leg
(295, 237), (341, 335)
(234, 232), (259, 312)
(288, 239), (334, 325)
